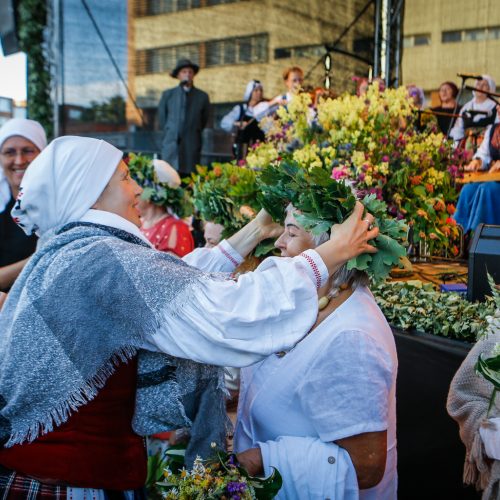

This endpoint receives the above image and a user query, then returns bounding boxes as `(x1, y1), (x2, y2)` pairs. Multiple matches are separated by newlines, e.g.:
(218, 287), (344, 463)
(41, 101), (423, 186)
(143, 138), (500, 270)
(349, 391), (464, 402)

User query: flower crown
(127, 153), (192, 218)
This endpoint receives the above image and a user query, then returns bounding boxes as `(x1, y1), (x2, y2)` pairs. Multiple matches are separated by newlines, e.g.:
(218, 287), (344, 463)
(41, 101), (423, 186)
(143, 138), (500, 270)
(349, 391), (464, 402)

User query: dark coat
(158, 85), (210, 175)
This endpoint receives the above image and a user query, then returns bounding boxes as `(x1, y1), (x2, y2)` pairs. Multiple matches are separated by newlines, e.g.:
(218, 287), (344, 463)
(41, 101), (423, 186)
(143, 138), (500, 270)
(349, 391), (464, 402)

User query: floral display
(148, 445), (282, 500)
(373, 279), (498, 342)
(186, 162), (261, 239)
(246, 83), (468, 256)
(127, 153), (192, 218)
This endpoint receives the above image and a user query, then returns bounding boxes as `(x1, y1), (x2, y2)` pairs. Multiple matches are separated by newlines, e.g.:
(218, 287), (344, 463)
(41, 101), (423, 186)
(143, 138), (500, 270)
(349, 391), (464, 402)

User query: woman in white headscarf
(0, 135), (378, 498)
(220, 79), (266, 160)
(450, 75), (497, 145)
(0, 118), (47, 292)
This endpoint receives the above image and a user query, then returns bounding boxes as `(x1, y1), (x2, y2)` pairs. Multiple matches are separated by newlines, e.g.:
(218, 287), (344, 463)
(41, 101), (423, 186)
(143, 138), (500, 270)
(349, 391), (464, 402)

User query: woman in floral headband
(234, 204), (398, 499)
(131, 157), (194, 257)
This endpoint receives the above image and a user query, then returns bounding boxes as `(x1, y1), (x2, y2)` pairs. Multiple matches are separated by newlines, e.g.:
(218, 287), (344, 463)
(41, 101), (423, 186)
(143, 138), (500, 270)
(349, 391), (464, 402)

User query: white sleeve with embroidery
(182, 240), (243, 273)
(142, 250), (328, 367)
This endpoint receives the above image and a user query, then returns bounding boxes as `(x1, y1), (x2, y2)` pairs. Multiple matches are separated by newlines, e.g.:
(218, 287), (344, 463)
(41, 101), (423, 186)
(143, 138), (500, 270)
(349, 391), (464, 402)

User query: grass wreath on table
(257, 159), (409, 282)
(127, 153), (193, 219)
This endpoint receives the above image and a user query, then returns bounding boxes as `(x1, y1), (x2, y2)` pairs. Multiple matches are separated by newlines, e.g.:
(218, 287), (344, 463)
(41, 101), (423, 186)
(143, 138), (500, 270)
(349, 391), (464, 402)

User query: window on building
(442, 26), (500, 43)
(464, 28), (486, 42)
(403, 34), (431, 48)
(442, 30), (462, 43)
(136, 0), (241, 16)
(137, 34), (267, 75)
(205, 35), (268, 67)
(487, 26), (500, 40)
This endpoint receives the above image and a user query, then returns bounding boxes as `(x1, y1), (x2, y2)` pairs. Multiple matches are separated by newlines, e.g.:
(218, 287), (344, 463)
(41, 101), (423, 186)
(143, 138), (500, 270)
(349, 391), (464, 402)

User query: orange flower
(446, 204), (456, 215)
(229, 174), (238, 185)
(429, 233), (438, 240)
(446, 217), (457, 226)
(416, 209), (428, 218)
(451, 245), (459, 256)
(440, 225), (451, 237)
(433, 200), (445, 212)
(419, 231), (426, 239)
(425, 183), (434, 193)
(213, 165), (222, 177)
(410, 175), (423, 185)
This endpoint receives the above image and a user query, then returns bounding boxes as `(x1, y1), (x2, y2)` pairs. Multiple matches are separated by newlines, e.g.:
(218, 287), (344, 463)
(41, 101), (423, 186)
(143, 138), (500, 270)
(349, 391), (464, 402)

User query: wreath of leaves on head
(257, 159), (409, 282)
(127, 153), (192, 219)
(189, 163), (262, 239)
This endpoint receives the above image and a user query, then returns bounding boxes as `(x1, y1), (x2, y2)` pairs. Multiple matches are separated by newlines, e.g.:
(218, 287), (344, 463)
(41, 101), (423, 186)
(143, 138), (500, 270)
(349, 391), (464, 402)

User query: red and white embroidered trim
(218, 245), (239, 267)
(300, 252), (322, 289)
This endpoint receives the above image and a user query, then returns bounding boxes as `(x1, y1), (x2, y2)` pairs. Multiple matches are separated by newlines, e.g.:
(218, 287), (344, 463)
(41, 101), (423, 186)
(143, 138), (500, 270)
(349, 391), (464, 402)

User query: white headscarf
(0, 118), (47, 213)
(12, 136), (123, 236)
(153, 159), (181, 188)
(244, 80), (263, 102)
(482, 75), (496, 93)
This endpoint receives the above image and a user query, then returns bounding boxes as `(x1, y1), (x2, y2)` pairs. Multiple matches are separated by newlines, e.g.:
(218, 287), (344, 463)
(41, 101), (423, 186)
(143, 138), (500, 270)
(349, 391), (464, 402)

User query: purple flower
(381, 155), (389, 162)
(380, 137), (388, 145)
(227, 481), (247, 495)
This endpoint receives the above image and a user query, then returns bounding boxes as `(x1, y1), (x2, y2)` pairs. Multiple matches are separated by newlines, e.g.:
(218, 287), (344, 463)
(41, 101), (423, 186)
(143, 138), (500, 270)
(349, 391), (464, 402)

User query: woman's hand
(315, 202), (378, 275)
(236, 447), (264, 477)
(464, 158), (482, 172)
(490, 160), (500, 173)
(226, 209), (282, 258)
(253, 209), (284, 242)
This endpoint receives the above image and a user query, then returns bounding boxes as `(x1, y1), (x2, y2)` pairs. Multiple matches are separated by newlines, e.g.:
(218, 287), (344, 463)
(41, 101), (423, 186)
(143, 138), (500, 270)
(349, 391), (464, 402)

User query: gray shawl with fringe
(447, 317), (500, 499)
(0, 222), (228, 465)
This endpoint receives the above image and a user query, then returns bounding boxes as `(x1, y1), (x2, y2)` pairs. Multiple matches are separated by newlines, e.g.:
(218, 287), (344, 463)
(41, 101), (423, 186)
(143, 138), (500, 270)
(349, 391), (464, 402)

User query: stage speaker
(467, 224), (500, 302)
(0, 0), (20, 56)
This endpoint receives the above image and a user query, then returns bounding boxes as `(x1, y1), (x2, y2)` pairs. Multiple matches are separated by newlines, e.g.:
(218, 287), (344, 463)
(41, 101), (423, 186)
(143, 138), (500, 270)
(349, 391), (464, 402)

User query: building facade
(402, 0), (500, 102)
(129, 0), (375, 130)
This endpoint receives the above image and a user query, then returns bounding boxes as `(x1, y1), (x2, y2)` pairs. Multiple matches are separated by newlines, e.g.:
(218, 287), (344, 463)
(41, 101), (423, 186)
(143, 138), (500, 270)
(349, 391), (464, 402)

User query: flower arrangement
(148, 445), (282, 500)
(246, 83), (467, 256)
(186, 162), (261, 239)
(257, 159), (408, 282)
(127, 153), (192, 218)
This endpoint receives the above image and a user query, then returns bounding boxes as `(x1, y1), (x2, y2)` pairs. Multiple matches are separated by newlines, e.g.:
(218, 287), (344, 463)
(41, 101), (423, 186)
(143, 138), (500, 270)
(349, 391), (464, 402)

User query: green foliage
(372, 280), (497, 342)
(188, 163), (261, 239)
(17, 0), (52, 138)
(127, 153), (192, 218)
(81, 95), (126, 124)
(257, 160), (408, 282)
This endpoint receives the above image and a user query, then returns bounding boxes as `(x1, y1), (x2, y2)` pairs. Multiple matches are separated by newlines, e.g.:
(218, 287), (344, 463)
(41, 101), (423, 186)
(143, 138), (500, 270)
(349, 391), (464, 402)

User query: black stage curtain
(394, 328), (481, 499)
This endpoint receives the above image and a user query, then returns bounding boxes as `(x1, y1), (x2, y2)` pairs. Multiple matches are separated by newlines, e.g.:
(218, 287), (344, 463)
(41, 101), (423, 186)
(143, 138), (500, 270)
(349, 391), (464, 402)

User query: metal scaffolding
(373, 0), (405, 87)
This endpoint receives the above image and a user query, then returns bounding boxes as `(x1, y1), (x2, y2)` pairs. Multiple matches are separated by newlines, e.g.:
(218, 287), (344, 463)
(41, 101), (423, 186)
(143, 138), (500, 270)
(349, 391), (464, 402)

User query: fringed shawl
(0, 222), (228, 465)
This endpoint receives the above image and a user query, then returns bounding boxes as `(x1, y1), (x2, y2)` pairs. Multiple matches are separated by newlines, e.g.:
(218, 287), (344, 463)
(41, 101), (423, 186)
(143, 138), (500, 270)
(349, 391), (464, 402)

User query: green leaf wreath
(127, 153), (192, 219)
(257, 160), (408, 282)
(188, 163), (261, 239)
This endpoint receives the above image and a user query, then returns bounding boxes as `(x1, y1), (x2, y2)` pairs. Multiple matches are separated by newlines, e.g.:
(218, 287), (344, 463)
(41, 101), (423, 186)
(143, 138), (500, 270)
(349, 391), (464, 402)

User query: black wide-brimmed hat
(171, 58), (200, 78)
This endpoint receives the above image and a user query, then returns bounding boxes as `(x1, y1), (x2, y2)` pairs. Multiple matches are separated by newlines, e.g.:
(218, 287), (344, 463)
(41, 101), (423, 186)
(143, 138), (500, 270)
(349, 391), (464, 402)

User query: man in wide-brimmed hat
(158, 58), (210, 176)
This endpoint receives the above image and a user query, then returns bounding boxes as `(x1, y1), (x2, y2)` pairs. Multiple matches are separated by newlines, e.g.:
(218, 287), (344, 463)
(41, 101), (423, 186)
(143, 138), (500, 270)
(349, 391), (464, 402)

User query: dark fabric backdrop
(394, 328), (481, 499)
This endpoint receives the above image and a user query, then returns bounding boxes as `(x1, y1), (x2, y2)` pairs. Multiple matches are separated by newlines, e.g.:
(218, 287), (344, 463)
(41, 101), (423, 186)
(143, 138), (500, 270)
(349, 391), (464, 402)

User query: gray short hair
(286, 204), (369, 295)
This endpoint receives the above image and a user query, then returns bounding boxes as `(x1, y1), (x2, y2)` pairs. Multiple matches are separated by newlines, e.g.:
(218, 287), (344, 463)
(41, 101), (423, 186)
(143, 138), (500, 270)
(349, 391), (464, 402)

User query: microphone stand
(447, 74), (468, 138)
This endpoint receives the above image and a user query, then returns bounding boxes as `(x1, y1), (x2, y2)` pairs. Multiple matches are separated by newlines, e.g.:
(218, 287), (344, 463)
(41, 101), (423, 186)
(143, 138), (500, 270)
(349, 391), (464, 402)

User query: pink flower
(331, 167), (348, 180)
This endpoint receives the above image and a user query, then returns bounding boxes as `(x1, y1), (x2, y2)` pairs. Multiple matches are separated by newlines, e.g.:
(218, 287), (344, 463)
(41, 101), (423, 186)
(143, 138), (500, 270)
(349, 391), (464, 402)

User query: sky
(0, 0), (126, 106)
(0, 49), (27, 101)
